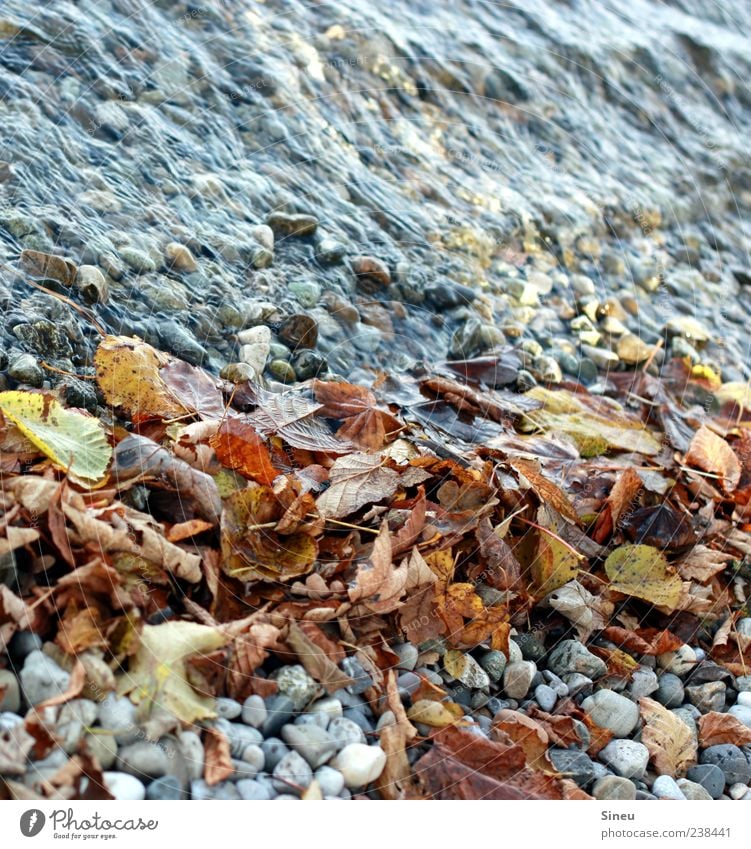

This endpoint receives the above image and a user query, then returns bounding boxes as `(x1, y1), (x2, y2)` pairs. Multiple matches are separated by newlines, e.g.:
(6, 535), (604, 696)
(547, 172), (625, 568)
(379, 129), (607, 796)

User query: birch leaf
(604, 544), (683, 610)
(639, 697), (697, 776)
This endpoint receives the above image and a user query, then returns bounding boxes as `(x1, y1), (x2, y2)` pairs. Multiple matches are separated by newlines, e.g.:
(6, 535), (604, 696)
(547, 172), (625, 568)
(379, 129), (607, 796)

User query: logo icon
(20, 810), (45, 837)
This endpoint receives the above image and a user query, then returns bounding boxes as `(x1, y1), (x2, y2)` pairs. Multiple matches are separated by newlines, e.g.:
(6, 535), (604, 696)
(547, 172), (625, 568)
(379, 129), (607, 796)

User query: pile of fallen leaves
(1, 335), (751, 799)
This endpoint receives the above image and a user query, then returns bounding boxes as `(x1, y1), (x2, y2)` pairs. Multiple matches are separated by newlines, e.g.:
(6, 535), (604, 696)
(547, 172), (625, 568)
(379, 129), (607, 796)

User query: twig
(40, 361), (98, 379)
(516, 516), (587, 561)
(25, 279), (106, 336)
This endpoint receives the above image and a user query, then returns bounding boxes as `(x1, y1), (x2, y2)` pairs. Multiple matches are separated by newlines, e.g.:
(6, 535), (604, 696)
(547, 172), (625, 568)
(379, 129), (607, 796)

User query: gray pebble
(261, 738), (290, 772)
(241, 694), (267, 728)
(262, 694), (296, 737)
(315, 765), (345, 796)
(104, 771), (146, 801)
(503, 661), (536, 699)
(592, 776), (636, 800)
(19, 650), (71, 707)
(272, 750), (313, 795)
(281, 724), (337, 768)
(655, 673), (685, 708)
(534, 683), (557, 712)
(98, 694), (139, 744)
(581, 690), (639, 737)
(652, 775), (686, 800)
(117, 741), (170, 779)
(342, 657), (374, 695)
(328, 717), (366, 748)
(146, 775), (184, 800)
(700, 745), (751, 785)
(548, 749), (596, 787)
(687, 764), (725, 799)
(216, 697), (242, 720)
(547, 640), (607, 679)
(598, 740), (649, 779)
(237, 779), (272, 800)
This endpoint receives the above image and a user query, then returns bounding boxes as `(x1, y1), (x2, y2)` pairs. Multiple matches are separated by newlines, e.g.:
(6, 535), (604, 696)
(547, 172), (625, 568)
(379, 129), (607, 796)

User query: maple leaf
(639, 697), (697, 776)
(312, 379), (402, 450)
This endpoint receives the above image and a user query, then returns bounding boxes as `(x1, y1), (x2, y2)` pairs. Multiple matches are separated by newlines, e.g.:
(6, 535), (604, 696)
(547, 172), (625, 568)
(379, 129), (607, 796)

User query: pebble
(629, 667), (659, 700)
(547, 640), (607, 679)
(534, 684), (557, 712)
(446, 652), (491, 690)
(655, 673), (685, 708)
(686, 682), (726, 714)
(164, 242), (197, 272)
(652, 775), (686, 800)
(75, 265), (109, 303)
(261, 738), (291, 772)
(84, 733), (118, 770)
(8, 354), (44, 387)
(216, 697), (243, 720)
(562, 673), (593, 697)
(262, 694), (296, 737)
(592, 776), (637, 800)
(393, 643), (419, 671)
(241, 694), (268, 728)
(503, 661), (536, 699)
(19, 650), (71, 707)
(342, 657), (374, 695)
(736, 676), (751, 693)
(267, 212), (318, 237)
(581, 690), (639, 737)
(309, 697), (343, 724)
(330, 744), (386, 789)
(190, 780), (240, 801)
(272, 664), (319, 708)
(146, 775), (184, 800)
(687, 764), (725, 799)
(178, 731), (204, 780)
(0, 670), (20, 712)
(676, 778), (713, 800)
(9, 631), (43, 662)
(728, 705), (751, 727)
(328, 717), (366, 748)
(658, 645), (697, 675)
(548, 749), (596, 787)
(737, 692), (751, 707)
(216, 720), (263, 758)
(117, 741), (170, 779)
(598, 740), (649, 779)
(281, 724), (337, 768)
(729, 782), (749, 800)
(272, 750), (313, 795)
(237, 779), (272, 800)
(478, 650), (507, 683)
(700, 745), (751, 784)
(241, 745), (265, 774)
(315, 766), (345, 796)
(103, 771), (146, 801)
(397, 671), (421, 697)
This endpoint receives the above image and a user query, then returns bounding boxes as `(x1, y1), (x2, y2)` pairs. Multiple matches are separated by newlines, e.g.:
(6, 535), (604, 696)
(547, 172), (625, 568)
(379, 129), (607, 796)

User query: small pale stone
(19, 650), (70, 707)
(534, 684), (557, 712)
(728, 704), (751, 728)
(281, 724), (337, 768)
(329, 744), (386, 789)
(165, 242), (197, 272)
(328, 717), (366, 748)
(503, 661), (536, 699)
(729, 782), (749, 800)
(272, 750), (313, 795)
(315, 765), (345, 796)
(581, 690), (639, 737)
(592, 776), (636, 800)
(241, 695), (268, 728)
(652, 775), (686, 800)
(598, 740), (649, 779)
(103, 771), (146, 801)
(658, 645), (697, 675)
(677, 779), (713, 800)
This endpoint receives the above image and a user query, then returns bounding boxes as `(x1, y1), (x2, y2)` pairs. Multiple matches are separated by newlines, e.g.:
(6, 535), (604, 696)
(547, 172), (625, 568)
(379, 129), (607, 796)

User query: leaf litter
(2, 333), (751, 799)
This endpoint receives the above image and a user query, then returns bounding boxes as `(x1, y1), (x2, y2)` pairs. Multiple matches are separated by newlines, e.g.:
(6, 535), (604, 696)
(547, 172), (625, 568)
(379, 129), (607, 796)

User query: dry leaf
(697, 712), (751, 747)
(210, 418), (279, 485)
(639, 697), (697, 776)
(685, 425), (741, 492)
(547, 580), (614, 641)
(285, 620), (354, 694)
(604, 545), (683, 610)
(312, 379), (401, 450)
(204, 727), (234, 785)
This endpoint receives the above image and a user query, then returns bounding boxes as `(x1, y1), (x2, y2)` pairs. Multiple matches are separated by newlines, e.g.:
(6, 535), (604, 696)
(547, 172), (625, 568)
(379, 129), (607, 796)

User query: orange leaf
(697, 712), (751, 747)
(203, 727), (234, 786)
(210, 418), (279, 485)
(685, 425), (741, 492)
(312, 379), (401, 450)
(166, 519), (215, 542)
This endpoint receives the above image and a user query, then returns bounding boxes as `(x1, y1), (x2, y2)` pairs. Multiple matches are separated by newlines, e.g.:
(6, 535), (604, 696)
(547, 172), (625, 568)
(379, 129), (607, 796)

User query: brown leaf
(697, 712), (751, 747)
(285, 620), (354, 694)
(492, 710), (551, 771)
(247, 390), (350, 452)
(348, 521), (407, 613)
(21, 249), (77, 285)
(474, 517), (520, 590)
(44, 749), (114, 801)
(312, 379), (401, 450)
(639, 697), (697, 776)
(509, 458), (579, 524)
(210, 418), (279, 485)
(166, 518), (214, 542)
(375, 724), (412, 800)
(203, 727), (234, 786)
(685, 425), (741, 492)
(601, 626), (683, 656)
(677, 545), (734, 583)
(36, 659), (86, 709)
(592, 466), (643, 543)
(160, 359), (226, 420)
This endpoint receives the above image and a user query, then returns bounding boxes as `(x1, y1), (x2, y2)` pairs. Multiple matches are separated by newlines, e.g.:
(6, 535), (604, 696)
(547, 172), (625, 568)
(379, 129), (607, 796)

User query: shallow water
(0, 0), (749, 383)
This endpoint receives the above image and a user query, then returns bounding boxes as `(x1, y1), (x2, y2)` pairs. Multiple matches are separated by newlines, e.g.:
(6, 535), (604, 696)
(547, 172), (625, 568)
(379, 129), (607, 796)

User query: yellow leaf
(532, 534), (581, 596)
(407, 699), (459, 728)
(604, 544), (683, 610)
(639, 697), (697, 776)
(94, 335), (187, 419)
(0, 391), (111, 483)
(120, 621), (229, 724)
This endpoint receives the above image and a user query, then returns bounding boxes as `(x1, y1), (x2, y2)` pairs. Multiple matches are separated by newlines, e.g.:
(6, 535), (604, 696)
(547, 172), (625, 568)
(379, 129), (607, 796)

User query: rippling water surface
(0, 0), (750, 383)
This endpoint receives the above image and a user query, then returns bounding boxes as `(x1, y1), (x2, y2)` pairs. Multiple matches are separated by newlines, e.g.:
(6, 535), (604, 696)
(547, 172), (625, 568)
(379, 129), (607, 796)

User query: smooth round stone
(117, 741), (170, 779)
(503, 661), (536, 699)
(700, 745), (751, 784)
(393, 643), (419, 671)
(655, 673), (684, 708)
(315, 765), (345, 796)
(737, 692), (751, 708)
(534, 684), (557, 712)
(19, 651), (71, 707)
(736, 676), (751, 693)
(478, 650), (507, 683)
(261, 738), (290, 772)
(542, 670), (568, 697)
(686, 682), (726, 714)
(272, 666), (319, 710)
(687, 764), (725, 799)
(146, 775), (184, 800)
(98, 694), (139, 744)
(658, 645), (697, 676)
(237, 779), (272, 800)
(629, 667), (659, 700)
(261, 694), (296, 737)
(0, 670), (20, 712)
(397, 671), (421, 697)
(376, 711), (396, 731)
(598, 740), (649, 779)
(341, 657), (374, 695)
(563, 673), (593, 697)
(343, 708), (374, 734)
(547, 640), (607, 679)
(677, 778), (713, 800)
(190, 780), (240, 800)
(216, 719), (263, 758)
(103, 771), (146, 801)
(309, 697), (343, 723)
(241, 744), (265, 773)
(728, 704), (751, 728)
(328, 717), (366, 748)
(281, 724), (337, 768)
(241, 694), (268, 728)
(652, 775), (686, 800)
(216, 697), (242, 720)
(729, 782), (749, 800)
(581, 690), (639, 737)
(592, 776), (636, 800)
(294, 712), (329, 730)
(446, 653), (490, 689)
(548, 749), (596, 787)
(272, 750), (313, 795)
(84, 733), (118, 770)
(178, 731), (204, 781)
(329, 744), (386, 789)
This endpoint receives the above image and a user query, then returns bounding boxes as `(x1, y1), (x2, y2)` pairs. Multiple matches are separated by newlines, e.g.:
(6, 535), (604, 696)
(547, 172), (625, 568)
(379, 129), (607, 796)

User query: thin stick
(40, 361), (97, 379)
(641, 337), (663, 373)
(25, 279), (106, 336)
(322, 517), (380, 535)
(516, 516), (586, 561)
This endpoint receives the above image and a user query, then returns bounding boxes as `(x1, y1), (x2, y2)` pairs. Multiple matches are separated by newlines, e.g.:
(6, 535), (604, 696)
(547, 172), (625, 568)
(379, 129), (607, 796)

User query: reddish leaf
(312, 379), (402, 450)
(203, 727), (234, 785)
(210, 418), (279, 485)
(697, 712), (751, 747)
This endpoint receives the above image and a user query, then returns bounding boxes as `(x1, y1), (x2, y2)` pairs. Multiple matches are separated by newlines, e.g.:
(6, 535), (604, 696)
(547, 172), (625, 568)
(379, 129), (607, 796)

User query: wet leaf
(685, 425), (741, 492)
(121, 620), (229, 724)
(94, 335), (188, 420)
(620, 503), (696, 550)
(160, 360), (226, 420)
(313, 379), (402, 450)
(639, 697), (697, 776)
(604, 545), (683, 610)
(0, 391), (111, 483)
(210, 418), (279, 485)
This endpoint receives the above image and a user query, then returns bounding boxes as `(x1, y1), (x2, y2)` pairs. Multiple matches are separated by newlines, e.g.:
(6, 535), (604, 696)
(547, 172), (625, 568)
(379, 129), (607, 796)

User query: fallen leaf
(160, 360), (226, 420)
(620, 503), (696, 550)
(492, 710), (551, 771)
(592, 466), (643, 543)
(604, 545), (683, 610)
(600, 626), (683, 656)
(166, 519), (214, 542)
(210, 418), (279, 485)
(697, 711), (751, 747)
(0, 391), (111, 483)
(375, 724), (412, 800)
(677, 545), (734, 583)
(285, 620), (354, 693)
(203, 727), (234, 785)
(509, 458), (578, 523)
(36, 659), (86, 709)
(407, 699), (461, 728)
(313, 379), (401, 450)
(639, 697), (697, 776)
(348, 521), (407, 613)
(94, 335), (188, 420)
(120, 620), (229, 724)
(547, 580), (614, 641)
(531, 531), (582, 597)
(685, 425), (741, 492)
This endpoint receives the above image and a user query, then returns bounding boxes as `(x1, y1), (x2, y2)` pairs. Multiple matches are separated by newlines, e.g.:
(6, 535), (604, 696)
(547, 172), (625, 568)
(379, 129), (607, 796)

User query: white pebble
(330, 744), (386, 788)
